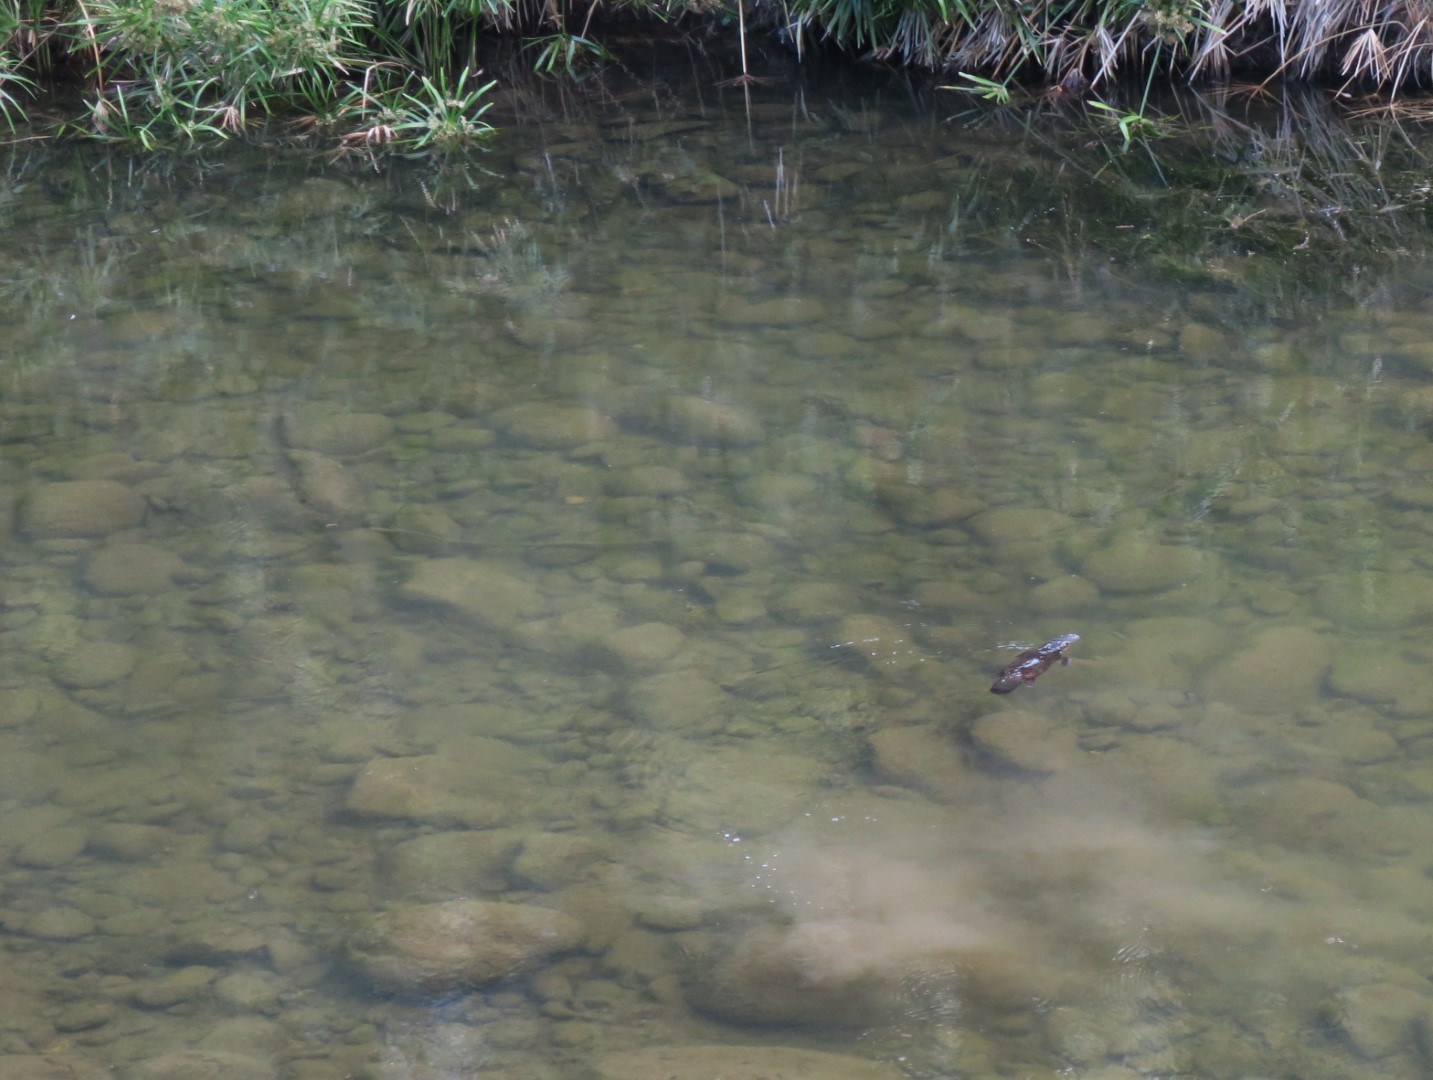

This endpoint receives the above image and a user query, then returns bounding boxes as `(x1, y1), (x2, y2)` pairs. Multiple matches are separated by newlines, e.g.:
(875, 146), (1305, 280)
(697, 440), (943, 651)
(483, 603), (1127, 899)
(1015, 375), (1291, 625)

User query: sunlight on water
(2, 60), (1433, 1080)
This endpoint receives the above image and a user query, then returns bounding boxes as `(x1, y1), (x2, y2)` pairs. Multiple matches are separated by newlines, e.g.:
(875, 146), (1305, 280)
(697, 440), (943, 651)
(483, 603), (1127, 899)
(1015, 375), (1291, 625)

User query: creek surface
(5, 45), (1433, 1080)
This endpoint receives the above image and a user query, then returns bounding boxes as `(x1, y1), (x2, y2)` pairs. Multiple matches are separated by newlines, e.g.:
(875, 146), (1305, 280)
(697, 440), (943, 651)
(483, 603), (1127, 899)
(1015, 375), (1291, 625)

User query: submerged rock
(675, 530), (779, 572)
(510, 831), (609, 889)
(344, 899), (585, 995)
(1082, 534), (1215, 593)
(1324, 981), (1431, 1059)
(125, 1048), (276, 1080)
(346, 743), (544, 827)
(715, 296), (827, 327)
(867, 725), (972, 801)
(15, 825), (88, 869)
(1197, 625), (1331, 712)
(281, 408), (394, 457)
(885, 487), (984, 527)
(490, 403), (617, 449)
(383, 829), (524, 899)
(969, 709), (1079, 773)
(1094, 616), (1226, 693)
(769, 581), (858, 623)
(22, 479), (145, 538)
(21, 907), (96, 941)
(287, 450), (364, 521)
(600, 622), (685, 672)
(229, 475), (314, 531)
(660, 746), (830, 836)
(625, 671), (728, 732)
(52, 641), (136, 689)
(0, 1055), (113, 1080)
(129, 966), (218, 1008)
(167, 923), (271, 966)
(86, 542), (186, 595)
(400, 557), (546, 631)
(967, 507), (1070, 546)
(607, 464), (688, 497)
(51, 1002), (116, 1033)
(388, 503), (463, 553)
(1316, 570), (1433, 630)
(740, 472), (819, 510)
(88, 822), (171, 860)
(1029, 575), (1100, 615)
(594, 1045), (903, 1080)
(1227, 775), (1362, 851)
(194, 1017), (287, 1058)
(658, 169), (743, 203)
(684, 924), (896, 1028)
(661, 395), (765, 446)
(835, 613), (923, 674)
(684, 902), (1046, 1035)
(1326, 642), (1433, 715)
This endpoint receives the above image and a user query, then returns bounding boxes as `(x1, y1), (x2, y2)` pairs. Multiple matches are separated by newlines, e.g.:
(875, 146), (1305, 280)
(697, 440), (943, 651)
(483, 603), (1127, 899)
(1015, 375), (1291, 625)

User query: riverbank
(0, 0), (1430, 152)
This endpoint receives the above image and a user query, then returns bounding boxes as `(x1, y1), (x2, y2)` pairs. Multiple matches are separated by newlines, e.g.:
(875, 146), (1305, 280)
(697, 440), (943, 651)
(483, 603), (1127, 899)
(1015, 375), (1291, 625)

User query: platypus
(990, 633), (1079, 693)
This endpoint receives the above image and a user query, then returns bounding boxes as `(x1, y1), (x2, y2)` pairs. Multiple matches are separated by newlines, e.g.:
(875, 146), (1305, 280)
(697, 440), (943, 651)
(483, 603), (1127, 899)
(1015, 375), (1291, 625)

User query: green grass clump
(69, 0), (373, 145)
(3, 0), (503, 151)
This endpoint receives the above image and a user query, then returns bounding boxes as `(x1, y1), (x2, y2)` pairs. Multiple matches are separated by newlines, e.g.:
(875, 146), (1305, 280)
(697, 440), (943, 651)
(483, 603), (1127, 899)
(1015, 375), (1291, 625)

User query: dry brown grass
(777, 0), (1433, 93)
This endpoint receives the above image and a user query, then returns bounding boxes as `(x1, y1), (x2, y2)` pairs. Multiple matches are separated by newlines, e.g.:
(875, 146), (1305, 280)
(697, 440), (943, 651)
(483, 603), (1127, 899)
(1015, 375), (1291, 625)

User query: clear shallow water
(5, 58), (1433, 1080)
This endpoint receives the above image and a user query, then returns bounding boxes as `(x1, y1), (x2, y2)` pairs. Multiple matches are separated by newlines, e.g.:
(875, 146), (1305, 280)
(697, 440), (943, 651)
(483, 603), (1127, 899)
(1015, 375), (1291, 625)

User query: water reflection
(2, 63), (1433, 1080)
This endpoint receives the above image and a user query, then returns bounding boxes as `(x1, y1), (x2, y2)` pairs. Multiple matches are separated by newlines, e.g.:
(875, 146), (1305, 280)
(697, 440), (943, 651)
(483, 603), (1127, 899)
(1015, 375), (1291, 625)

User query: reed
(764, 0), (1433, 93)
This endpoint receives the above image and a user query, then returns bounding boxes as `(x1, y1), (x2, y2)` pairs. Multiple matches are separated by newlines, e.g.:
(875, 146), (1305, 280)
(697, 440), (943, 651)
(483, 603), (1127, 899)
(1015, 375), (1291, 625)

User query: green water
(4, 63), (1433, 1080)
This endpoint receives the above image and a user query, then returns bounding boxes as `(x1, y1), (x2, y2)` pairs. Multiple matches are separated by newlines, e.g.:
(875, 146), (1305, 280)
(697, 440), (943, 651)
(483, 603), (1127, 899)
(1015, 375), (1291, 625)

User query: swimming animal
(990, 633), (1079, 694)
